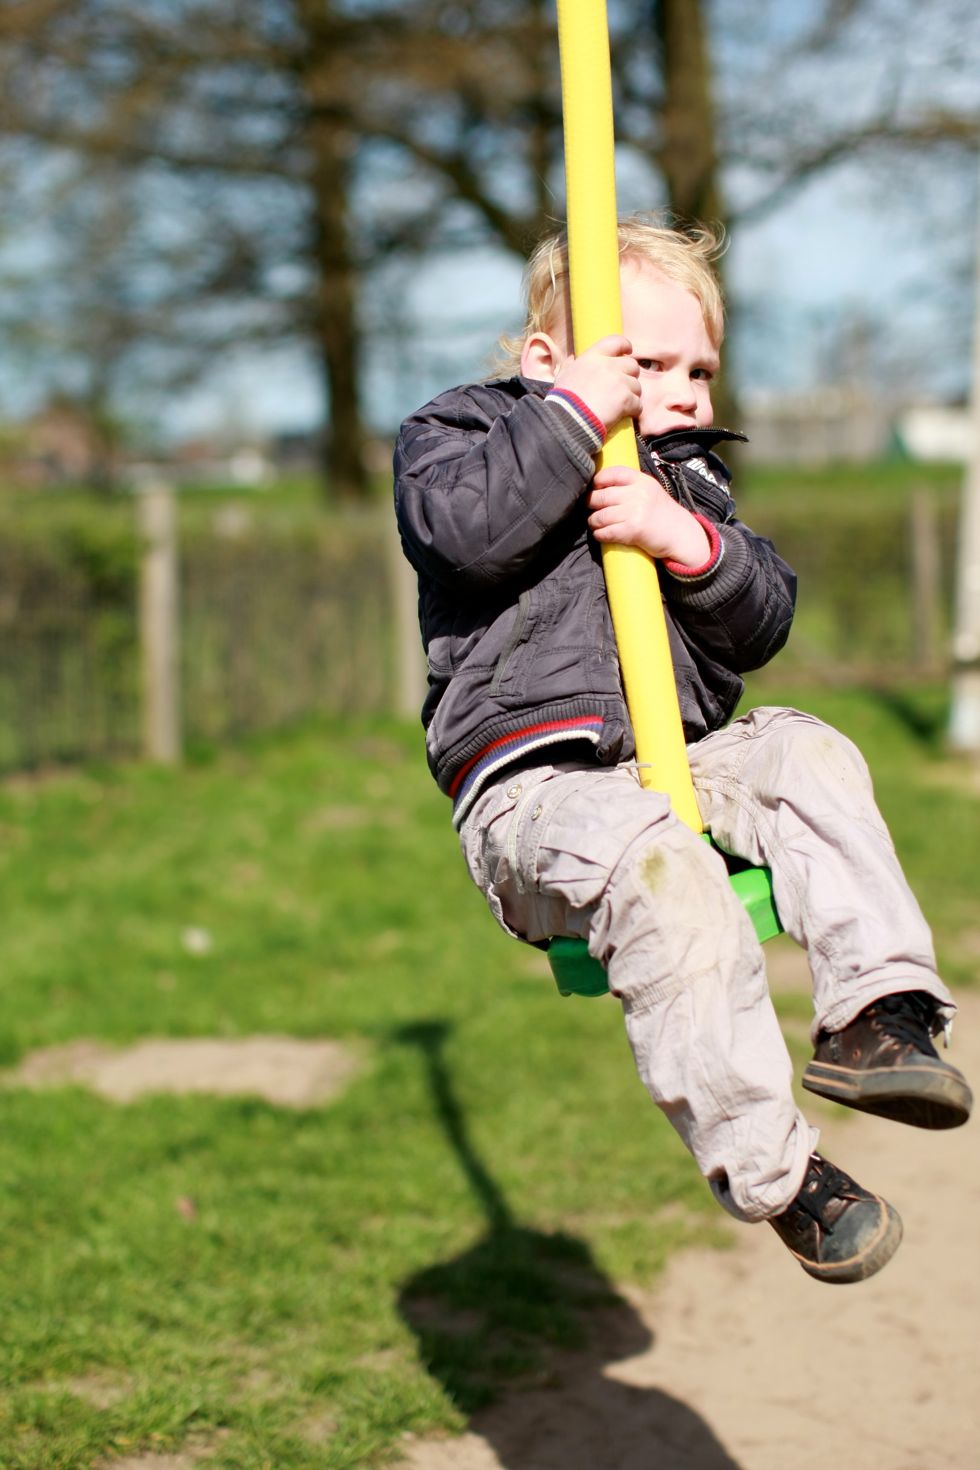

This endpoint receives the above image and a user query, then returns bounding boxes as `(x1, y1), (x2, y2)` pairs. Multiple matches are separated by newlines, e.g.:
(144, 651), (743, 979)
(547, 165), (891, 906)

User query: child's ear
(520, 331), (567, 383)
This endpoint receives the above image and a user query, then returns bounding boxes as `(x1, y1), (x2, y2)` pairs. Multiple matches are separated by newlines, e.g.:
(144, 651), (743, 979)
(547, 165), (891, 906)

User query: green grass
(0, 473), (391, 541)
(738, 456), (961, 513)
(0, 688), (975, 1468)
(0, 720), (718, 1469)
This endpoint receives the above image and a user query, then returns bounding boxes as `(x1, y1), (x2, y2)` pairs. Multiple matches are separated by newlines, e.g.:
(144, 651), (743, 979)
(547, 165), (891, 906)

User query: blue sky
(158, 0), (980, 442)
(6, 0), (972, 445)
(164, 146), (976, 443)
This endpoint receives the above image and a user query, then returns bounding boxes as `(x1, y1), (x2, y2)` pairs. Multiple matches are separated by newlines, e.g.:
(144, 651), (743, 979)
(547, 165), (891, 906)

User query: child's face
(530, 260), (720, 438)
(619, 262), (719, 437)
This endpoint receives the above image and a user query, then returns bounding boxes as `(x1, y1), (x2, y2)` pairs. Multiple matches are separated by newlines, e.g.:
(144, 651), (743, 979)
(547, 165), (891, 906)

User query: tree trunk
(295, 0), (370, 502)
(655, 0), (739, 440)
(312, 123), (370, 502)
(527, 0), (558, 239)
(656, 0), (722, 222)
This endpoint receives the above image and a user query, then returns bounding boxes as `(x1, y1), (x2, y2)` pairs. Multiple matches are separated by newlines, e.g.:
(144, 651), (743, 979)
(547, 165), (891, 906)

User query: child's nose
(666, 371), (697, 410)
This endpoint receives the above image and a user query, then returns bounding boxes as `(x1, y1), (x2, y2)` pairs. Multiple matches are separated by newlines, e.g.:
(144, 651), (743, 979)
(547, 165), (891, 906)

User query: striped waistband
(450, 715), (606, 829)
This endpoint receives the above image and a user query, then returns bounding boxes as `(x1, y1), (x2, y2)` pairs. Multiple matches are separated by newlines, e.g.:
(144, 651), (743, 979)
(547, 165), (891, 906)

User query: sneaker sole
(789, 1197), (903, 1285)
(802, 1058), (973, 1130)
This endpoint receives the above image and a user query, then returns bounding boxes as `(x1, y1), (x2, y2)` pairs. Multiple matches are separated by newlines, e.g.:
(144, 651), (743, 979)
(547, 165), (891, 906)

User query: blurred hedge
(180, 514), (391, 744)
(0, 510), (140, 769)
(0, 473), (963, 772)
(0, 502), (392, 771)
(744, 493), (958, 681)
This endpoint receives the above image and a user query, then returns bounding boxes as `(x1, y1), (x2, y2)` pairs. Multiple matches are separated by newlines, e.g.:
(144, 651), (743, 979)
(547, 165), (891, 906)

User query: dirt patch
(759, 934), (813, 991)
(98, 1437), (229, 1470)
(399, 953), (980, 1470)
(953, 927), (980, 963)
(102, 1457), (199, 1470)
(4, 1035), (365, 1108)
(26, 1374), (133, 1410)
(923, 759), (980, 798)
(297, 1409), (339, 1445)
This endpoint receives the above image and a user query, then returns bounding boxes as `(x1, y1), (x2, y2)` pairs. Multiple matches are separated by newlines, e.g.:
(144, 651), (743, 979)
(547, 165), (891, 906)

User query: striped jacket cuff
(545, 388), (607, 460)
(663, 514), (724, 582)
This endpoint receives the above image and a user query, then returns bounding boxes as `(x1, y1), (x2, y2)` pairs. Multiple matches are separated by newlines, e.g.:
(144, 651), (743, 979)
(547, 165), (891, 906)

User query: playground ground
(17, 942), (975, 1470)
(1, 698), (976, 1469)
(399, 941), (980, 1470)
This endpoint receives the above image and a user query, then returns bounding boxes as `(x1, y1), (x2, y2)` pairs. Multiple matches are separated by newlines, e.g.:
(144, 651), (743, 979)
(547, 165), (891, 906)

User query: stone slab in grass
(4, 1035), (365, 1108)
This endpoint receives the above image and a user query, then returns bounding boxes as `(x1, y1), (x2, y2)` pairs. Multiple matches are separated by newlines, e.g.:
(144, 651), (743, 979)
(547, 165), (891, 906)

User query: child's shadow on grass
(394, 1021), (741, 1470)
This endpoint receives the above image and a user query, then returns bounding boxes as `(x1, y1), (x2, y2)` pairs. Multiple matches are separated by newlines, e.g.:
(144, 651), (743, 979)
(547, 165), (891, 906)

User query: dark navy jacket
(393, 376), (796, 823)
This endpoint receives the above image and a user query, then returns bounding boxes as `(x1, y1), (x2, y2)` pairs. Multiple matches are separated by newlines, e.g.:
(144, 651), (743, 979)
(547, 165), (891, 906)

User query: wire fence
(0, 486), (962, 775)
(0, 498), (411, 773)
(180, 520), (395, 744)
(0, 541), (138, 770)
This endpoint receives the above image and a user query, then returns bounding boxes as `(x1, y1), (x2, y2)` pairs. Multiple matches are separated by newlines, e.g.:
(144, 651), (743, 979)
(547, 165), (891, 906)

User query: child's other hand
(553, 336), (641, 433)
(587, 465), (711, 565)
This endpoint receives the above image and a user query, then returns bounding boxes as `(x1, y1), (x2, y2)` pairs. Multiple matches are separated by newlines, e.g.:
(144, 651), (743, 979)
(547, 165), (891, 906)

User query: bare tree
(0, 0), (976, 498)
(0, 0), (385, 498)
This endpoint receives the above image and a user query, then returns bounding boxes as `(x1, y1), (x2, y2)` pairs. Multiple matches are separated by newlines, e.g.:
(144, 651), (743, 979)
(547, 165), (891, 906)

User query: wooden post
(910, 488), (941, 675)
(949, 158), (980, 754)
(385, 506), (427, 721)
(138, 480), (182, 762)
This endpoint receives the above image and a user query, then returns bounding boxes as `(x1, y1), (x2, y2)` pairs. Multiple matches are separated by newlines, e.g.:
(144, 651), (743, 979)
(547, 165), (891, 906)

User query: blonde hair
(492, 214), (727, 376)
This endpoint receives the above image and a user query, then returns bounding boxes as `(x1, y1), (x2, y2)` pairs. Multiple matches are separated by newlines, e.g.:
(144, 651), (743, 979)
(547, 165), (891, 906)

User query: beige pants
(459, 707), (952, 1222)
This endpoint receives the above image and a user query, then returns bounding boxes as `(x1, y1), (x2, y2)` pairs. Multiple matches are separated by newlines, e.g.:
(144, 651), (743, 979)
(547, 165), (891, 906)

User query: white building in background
(740, 386), (892, 465)
(894, 405), (972, 464)
(740, 388), (970, 467)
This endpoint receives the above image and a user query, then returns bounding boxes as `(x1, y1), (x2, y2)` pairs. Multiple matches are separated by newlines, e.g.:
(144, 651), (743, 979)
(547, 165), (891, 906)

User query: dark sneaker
(769, 1153), (902, 1284)
(803, 991), (973, 1131)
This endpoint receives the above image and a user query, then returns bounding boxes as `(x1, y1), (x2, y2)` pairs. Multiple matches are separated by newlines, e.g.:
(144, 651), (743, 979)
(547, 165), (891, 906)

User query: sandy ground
(399, 949), (980, 1470)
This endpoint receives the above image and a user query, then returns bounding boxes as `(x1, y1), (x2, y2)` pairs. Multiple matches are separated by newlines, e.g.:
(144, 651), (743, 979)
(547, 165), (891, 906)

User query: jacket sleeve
(394, 383), (595, 592)
(661, 462), (797, 673)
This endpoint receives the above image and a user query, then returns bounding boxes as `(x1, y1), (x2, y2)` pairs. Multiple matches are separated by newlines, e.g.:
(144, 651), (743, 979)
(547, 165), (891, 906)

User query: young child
(393, 217), (972, 1284)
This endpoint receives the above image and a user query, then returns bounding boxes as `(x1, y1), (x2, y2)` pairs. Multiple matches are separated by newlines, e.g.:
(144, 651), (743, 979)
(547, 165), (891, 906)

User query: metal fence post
(138, 479), (182, 762)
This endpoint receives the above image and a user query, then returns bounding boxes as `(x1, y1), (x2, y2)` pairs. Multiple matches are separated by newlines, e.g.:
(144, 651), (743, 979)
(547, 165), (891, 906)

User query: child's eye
(636, 358), (662, 372)
(692, 367), (714, 381)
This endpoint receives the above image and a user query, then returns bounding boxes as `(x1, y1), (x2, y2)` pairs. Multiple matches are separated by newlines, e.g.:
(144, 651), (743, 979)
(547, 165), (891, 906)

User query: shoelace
(788, 1158), (850, 1235)
(867, 992), (937, 1051)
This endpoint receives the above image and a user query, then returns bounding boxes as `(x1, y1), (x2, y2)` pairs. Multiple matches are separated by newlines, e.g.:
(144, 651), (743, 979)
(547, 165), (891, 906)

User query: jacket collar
(642, 426), (747, 459)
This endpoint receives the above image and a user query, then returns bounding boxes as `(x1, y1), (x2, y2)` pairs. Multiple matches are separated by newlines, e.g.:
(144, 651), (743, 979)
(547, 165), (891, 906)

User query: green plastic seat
(548, 842), (782, 997)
